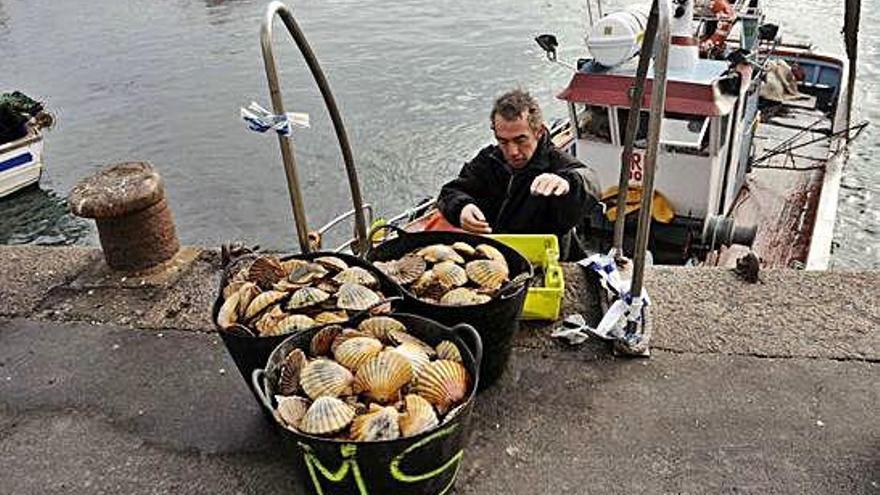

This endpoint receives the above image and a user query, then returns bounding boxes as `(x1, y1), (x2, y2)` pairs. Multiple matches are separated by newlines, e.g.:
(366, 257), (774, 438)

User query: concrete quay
(0, 245), (878, 494)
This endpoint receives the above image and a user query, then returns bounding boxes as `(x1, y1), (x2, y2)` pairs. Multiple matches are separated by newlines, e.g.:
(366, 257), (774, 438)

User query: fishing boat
(393, 0), (861, 270)
(542, 0), (861, 269)
(0, 92), (53, 199)
(250, 0), (863, 272)
(0, 126), (48, 198)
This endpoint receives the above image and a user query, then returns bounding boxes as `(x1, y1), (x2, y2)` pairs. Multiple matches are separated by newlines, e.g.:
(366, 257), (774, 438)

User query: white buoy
(585, 8), (649, 67)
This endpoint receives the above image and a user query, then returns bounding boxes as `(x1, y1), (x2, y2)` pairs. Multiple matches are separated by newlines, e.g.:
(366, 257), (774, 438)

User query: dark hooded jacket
(438, 132), (600, 258)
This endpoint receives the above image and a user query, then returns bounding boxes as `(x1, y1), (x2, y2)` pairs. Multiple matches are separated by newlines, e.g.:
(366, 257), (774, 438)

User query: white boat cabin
(557, 57), (755, 241)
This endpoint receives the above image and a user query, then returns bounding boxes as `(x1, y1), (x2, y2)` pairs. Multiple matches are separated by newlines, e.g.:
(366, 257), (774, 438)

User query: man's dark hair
(490, 89), (543, 133)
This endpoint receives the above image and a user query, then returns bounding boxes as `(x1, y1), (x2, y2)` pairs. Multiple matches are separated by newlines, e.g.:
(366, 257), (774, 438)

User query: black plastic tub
(365, 228), (532, 389)
(212, 252), (403, 408)
(252, 313), (483, 495)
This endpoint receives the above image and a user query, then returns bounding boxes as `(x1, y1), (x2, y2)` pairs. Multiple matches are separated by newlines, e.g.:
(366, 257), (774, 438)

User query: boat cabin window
(617, 108), (710, 155)
(572, 104), (613, 143)
(616, 108), (650, 146)
(660, 114), (710, 154)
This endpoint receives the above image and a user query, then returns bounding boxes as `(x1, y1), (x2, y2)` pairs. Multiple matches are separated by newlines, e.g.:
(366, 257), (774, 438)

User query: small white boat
(0, 123), (47, 198)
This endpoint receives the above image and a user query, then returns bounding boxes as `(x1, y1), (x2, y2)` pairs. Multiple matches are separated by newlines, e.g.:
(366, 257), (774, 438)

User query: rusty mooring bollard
(69, 161), (180, 272)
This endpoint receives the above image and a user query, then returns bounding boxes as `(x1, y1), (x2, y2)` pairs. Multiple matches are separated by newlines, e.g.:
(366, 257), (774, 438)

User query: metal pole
(261, 2), (370, 254)
(628, 0), (670, 325)
(843, 0), (861, 138)
(586, 0), (595, 28)
(613, 0), (660, 254)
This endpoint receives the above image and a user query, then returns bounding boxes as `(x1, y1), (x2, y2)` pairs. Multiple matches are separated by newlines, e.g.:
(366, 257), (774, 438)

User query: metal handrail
(317, 204), (374, 236)
(627, 0), (671, 332)
(612, 0), (660, 253)
(260, 1), (369, 255)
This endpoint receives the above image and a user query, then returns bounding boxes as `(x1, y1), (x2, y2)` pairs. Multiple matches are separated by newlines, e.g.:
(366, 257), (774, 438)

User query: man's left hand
(530, 173), (570, 196)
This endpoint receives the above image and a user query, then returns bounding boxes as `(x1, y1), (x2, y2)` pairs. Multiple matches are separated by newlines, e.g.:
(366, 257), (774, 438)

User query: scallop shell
(473, 293), (492, 304)
(414, 360), (470, 414)
(286, 287), (331, 311)
(310, 325), (343, 356)
(314, 280), (339, 295)
(475, 244), (506, 264)
(389, 342), (431, 377)
(354, 351), (413, 404)
(255, 305), (288, 335)
(435, 341), (463, 362)
(288, 262), (329, 285)
(333, 267), (378, 288)
(281, 258), (309, 275)
(358, 316), (406, 342)
(275, 395), (310, 430)
(313, 256), (349, 273)
(278, 348), (309, 395)
(336, 283), (381, 311)
(247, 256), (287, 290)
(333, 336), (384, 371)
(411, 270), (450, 300)
(374, 255), (427, 286)
(388, 328), (436, 357)
(236, 283), (262, 319)
(299, 396), (355, 436)
(330, 329), (374, 354)
(440, 287), (486, 306)
(399, 394), (439, 438)
(465, 260), (508, 290)
(343, 395), (368, 415)
(244, 290), (287, 321)
(451, 242), (476, 257)
(350, 405), (401, 442)
(433, 261), (468, 287)
(217, 286), (243, 329)
(222, 281), (245, 301)
(301, 359), (354, 399)
(272, 314), (316, 336)
(272, 279), (301, 292)
(314, 310), (348, 325)
(416, 244), (465, 264)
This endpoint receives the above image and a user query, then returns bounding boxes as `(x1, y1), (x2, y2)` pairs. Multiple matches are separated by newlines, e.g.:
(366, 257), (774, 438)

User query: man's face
(493, 112), (543, 169)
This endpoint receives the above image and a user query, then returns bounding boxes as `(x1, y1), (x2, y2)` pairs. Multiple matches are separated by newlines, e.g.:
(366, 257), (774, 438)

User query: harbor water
(1, 0), (876, 268)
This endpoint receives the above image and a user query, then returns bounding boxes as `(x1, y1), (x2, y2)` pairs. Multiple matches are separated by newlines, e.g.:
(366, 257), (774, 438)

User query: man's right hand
(460, 203), (492, 233)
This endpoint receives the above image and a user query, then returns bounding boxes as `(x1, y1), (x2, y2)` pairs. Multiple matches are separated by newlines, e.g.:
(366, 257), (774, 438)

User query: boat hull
(0, 133), (44, 198)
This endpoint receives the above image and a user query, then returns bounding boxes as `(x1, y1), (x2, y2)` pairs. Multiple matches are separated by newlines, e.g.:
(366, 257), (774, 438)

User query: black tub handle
(451, 323), (483, 374)
(251, 368), (275, 414)
(497, 272), (532, 300)
(363, 223), (410, 259)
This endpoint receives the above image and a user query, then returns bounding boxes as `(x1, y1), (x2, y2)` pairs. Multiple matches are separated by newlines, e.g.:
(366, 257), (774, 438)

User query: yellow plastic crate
(488, 234), (564, 320)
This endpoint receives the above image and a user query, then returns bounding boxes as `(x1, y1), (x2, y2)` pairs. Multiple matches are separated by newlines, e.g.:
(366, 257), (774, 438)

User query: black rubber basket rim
(364, 224), (534, 306)
(252, 311), (483, 445)
(211, 251), (404, 335)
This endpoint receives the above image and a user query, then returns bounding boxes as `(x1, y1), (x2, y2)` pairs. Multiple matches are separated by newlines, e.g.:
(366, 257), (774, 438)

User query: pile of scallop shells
(272, 315), (471, 441)
(373, 242), (514, 306)
(217, 255), (389, 337)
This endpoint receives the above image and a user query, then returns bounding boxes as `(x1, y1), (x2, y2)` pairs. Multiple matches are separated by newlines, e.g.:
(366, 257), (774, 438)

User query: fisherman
(437, 89), (600, 259)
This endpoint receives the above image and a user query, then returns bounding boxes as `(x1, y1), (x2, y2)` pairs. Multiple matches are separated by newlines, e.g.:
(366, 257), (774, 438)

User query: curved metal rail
(626, 0), (671, 339)
(260, 1), (368, 254)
